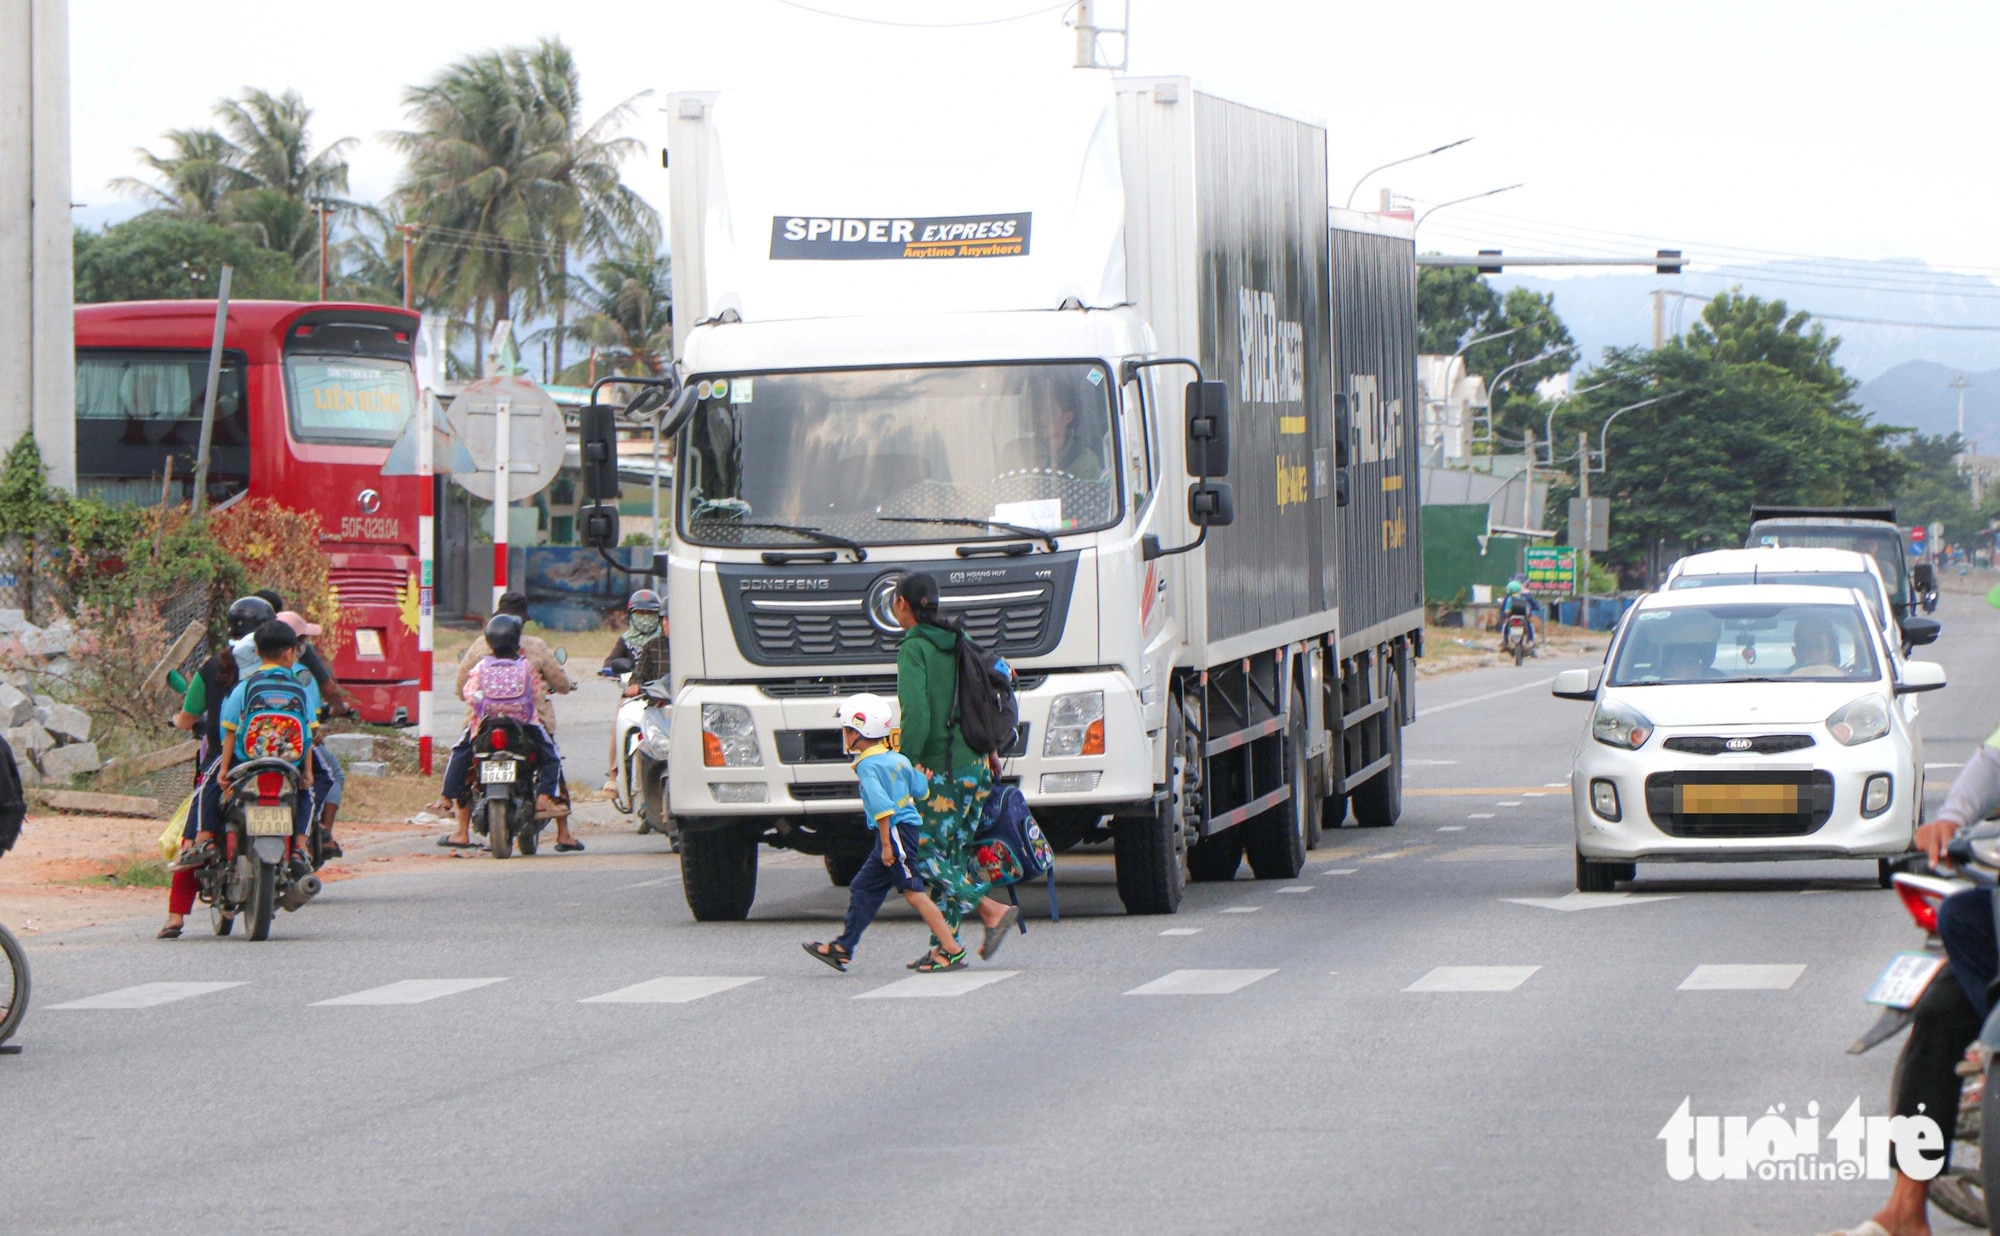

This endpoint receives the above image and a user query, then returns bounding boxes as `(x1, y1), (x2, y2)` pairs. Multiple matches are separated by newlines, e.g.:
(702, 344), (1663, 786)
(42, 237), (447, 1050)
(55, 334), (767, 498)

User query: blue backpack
(233, 667), (314, 765)
(969, 783), (1057, 929)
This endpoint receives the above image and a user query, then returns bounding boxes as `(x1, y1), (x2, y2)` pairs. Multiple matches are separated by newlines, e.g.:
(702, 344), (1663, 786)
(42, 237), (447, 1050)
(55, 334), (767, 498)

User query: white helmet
(836, 692), (896, 739)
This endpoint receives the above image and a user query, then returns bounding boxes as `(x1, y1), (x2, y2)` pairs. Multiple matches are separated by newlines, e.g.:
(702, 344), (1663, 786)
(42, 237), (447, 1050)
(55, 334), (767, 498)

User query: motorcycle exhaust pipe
(280, 873), (323, 913)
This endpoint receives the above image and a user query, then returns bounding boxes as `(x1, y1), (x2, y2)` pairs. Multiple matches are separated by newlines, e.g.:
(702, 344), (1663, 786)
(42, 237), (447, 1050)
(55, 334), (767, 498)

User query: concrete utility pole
(1950, 375), (1970, 443)
(0, 0), (76, 489)
(315, 203), (333, 300)
(1578, 431), (1593, 612)
(1073, 0), (1095, 67)
(1652, 289), (1666, 350)
(399, 224), (418, 310)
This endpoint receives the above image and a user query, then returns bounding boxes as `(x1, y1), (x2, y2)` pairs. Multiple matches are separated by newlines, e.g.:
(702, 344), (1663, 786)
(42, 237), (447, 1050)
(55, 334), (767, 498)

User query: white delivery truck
(578, 75), (1424, 919)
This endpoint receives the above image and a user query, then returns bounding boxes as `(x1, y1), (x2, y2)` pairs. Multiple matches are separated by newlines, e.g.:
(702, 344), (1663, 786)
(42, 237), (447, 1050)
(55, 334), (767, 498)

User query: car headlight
(1590, 701), (1654, 750)
(1044, 691), (1106, 758)
(639, 710), (673, 761)
(700, 703), (762, 767)
(1827, 695), (1891, 746)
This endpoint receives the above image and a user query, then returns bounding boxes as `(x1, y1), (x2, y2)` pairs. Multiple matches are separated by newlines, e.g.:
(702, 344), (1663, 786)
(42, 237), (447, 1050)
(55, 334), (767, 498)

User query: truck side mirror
(1912, 562), (1936, 593)
(1188, 480), (1235, 527)
(580, 403), (620, 502)
(579, 503), (621, 550)
(1185, 380), (1230, 477)
(1333, 391), (1351, 468)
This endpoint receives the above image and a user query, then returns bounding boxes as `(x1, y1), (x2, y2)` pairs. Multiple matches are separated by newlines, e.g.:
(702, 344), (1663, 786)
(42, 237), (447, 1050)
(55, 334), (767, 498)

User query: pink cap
(277, 611), (322, 638)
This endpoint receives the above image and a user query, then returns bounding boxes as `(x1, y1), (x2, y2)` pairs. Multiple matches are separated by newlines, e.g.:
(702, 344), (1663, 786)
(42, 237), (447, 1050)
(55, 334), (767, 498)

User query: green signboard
(1524, 546), (1577, 595)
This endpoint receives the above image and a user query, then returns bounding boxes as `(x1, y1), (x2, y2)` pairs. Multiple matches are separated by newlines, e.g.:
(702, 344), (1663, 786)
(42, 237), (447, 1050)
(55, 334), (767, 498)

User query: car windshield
(677, 363), (1119, 548)
(1608, 602), (1881, 686)
(1748, 524), (1907, 608)
(1667, 570), (1886, 626)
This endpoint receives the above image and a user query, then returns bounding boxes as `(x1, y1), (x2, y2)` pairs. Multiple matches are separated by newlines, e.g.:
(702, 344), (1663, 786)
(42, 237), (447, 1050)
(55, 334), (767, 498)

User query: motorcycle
(1851, 854), (1988, 1227)
(199, 758), (321, 941)
(472, 716), (548, 859)
(612, 676), (673, 839)
(1501, 613), (1535, 666)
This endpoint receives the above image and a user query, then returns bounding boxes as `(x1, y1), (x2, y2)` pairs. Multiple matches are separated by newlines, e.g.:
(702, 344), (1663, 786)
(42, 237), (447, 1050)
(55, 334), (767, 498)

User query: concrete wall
(0, 0), (75, 489)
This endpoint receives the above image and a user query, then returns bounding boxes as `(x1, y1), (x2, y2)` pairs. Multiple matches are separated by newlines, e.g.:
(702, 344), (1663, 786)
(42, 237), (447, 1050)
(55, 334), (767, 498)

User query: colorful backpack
(470, 655), (537, 725)
(969, 783), (1057, 929)
(234, 667), (314, 764)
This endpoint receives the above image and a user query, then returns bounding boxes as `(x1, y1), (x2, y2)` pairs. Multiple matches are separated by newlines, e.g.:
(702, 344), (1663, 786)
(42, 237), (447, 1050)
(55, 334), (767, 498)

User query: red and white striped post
(492, 395), (511, 612)
(417, 389), (436, 776)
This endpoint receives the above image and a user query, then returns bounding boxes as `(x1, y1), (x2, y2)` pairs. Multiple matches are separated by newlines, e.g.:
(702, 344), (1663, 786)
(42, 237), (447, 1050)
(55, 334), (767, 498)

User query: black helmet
(484, 613), (524, 659)
(627, 589), (662, 613)
(226, 596), (277, 639)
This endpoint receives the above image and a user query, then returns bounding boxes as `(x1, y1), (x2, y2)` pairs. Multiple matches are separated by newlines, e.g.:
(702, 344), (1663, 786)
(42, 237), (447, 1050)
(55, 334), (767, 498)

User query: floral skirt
(914, 760), (994, 931)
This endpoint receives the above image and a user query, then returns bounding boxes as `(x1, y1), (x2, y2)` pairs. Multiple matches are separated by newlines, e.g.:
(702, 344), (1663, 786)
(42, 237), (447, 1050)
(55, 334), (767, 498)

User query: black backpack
(949, 631), (1020, 757)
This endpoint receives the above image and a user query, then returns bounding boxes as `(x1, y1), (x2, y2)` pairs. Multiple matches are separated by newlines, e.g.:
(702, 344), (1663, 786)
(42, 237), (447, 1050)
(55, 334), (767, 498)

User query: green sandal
(914, 946), (967, 973)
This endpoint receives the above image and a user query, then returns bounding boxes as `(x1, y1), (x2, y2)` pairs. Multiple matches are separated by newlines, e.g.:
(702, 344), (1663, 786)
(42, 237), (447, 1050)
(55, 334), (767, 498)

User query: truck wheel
(1245, 704), (1312, 879)
(1351, 673), (1403, 828)
(1115, 809), (1185, 915)
(824, 850), (868, 887)
(1186, 829), (1243, 882)
(680, 826), (759, 920)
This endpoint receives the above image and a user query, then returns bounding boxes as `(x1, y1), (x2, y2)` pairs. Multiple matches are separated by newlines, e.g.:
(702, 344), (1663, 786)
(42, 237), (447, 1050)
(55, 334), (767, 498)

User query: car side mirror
(579, 503), (621, 550)
(579, 403), (621, 502)
(1551, 668), (1601, 701)
(1898, 615), (1941, 648)
(1188, 480), (1235, 527)
(1895, 661), (1947, 694)
(166, 669), (188, 695)
(1185, 379), (1230, 477)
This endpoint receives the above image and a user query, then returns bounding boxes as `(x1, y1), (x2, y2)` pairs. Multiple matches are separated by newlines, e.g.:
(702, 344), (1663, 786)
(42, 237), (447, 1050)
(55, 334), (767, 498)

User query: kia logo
(357, 488), (382, 515)
(866, 573), (905, 634)
(1725, 737), (1753, 751)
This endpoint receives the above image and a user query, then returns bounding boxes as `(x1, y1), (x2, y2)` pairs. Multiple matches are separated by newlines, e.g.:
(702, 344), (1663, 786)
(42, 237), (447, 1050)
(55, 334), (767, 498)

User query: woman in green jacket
(893, 573), (1021, 964)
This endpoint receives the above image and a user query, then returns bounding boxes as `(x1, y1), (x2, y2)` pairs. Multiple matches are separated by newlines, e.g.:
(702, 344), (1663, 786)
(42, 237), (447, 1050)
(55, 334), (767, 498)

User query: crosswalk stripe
(1125, 968), (1275, 996)
(1276, 886), (1314, 894)
(1158, 928), (1203, 936)
(1406, 966), (1539, 993)
(313, 979), (507, 1006)
(1219, 906), (1262, 914)
(581, 977), (761, 1004)
(856, 971), (1018, 999)
(49, 981), (246, 1010)
(1677, 964), (1805, 991)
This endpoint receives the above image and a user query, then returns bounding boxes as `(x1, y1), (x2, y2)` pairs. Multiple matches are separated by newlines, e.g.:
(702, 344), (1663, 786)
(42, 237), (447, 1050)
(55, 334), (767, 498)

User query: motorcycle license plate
(480, 761), (517, 784)
(245, 805), (292, 836)
(1865, 951), (1946, 1009)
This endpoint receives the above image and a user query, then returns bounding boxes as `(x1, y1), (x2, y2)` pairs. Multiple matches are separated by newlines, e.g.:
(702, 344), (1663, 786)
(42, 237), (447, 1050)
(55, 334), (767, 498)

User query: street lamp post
(1577, 392), (1683, 613)
(1343, 137), (1474, 210)
(1544, 380), (1610, 465)
(1414, 183), (1525, 236)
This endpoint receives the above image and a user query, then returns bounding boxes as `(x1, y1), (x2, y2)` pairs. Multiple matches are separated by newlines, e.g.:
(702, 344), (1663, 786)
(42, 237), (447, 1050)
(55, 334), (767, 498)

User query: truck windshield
(678, 363), (1119, 548)
(1748, 524), (1907, 609)
(1608, 602), (1881, 686)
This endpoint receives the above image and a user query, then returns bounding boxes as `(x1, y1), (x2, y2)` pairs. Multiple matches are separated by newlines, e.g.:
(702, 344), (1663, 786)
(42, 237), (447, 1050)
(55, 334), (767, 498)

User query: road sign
(1524, 546), (1577, 594)
(445, 377), (567, 502)
(1566, 497), (1609, 553)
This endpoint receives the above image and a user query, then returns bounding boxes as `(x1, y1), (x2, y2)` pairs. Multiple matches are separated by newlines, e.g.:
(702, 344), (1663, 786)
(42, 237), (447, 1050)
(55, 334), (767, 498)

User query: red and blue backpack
(234, 667), (314, 764)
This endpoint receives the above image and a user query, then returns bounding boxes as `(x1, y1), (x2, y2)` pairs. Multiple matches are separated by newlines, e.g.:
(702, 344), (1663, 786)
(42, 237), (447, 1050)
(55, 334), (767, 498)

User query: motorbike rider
(602, 589), (670, 795)
(1499, 580), (1541, 652)
(437, 614), (577, 852)
(1826, 738), (2000, 1236)
(454, 591), (572, 726)
(172, 595), (277, 762)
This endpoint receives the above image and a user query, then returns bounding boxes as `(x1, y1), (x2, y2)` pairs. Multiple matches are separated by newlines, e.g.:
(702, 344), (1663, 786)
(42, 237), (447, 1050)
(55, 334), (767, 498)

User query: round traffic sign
(445, 377), (567, 502)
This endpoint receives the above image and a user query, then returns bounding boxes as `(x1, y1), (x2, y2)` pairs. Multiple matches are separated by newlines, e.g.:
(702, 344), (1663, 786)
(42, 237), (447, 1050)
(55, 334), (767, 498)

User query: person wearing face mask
(601, 590), (669, 795)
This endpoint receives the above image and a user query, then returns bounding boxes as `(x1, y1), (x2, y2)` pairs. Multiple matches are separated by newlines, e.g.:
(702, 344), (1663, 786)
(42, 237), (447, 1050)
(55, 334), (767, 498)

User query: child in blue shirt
(804, 693), (970, 972)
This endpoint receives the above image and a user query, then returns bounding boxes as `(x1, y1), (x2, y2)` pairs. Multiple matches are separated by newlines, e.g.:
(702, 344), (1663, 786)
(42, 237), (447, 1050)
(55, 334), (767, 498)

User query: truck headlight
(1590, 701), (1654, 750)
(1827, 695), (1890, 746)
(701, 703), (762, 767)
(1862, 774), (1892, 817)
(1044, 691), (1106, 757)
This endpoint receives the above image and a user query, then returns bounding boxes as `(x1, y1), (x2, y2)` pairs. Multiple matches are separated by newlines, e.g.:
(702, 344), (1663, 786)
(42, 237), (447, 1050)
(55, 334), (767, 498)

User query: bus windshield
(285, 355), (417, 446)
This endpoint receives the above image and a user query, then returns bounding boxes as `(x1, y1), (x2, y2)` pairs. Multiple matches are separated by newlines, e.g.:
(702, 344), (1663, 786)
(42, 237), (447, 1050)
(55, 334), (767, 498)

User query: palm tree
(551, 236), (673, 382)
(214, 88), (354, 202)
(111, 128), (248, 220)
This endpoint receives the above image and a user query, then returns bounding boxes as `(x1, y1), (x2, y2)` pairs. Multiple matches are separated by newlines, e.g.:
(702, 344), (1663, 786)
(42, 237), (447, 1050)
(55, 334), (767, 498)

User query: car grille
(1663, 734), (1817, 756)
(330, 565), (408, 607)
(1645, 770), (1835, 838)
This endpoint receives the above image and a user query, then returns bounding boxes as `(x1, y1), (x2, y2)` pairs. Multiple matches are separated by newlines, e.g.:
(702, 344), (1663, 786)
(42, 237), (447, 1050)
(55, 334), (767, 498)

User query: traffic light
(1655, 249), (1683, 275)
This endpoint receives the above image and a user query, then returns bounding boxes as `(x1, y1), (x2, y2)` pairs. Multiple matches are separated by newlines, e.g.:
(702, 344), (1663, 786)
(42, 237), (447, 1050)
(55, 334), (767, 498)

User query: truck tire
(1351, 672), (1403, 828)
(680, 826), (760, 921)
(1186, 828), (1243, 882)
(1245, 705), (1312, 879)
(824, 849), (868, 887)
(1115, 809), (1185, 915)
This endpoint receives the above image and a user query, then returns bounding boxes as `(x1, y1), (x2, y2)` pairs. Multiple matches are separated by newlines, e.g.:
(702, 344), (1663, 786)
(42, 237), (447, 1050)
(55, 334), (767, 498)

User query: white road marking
(314, 979), (508, 1006)
(581, 977), (761, 1004)
(1219, 906), (1263, 914)
(856, 971), (1018, 999)
(1927, 763), (1965, 769)
(1320, 868), (1357, 875)
(1424, 675), (1560, 715)
(1522, 792), (1548, 798)
(1405, 759), (1460, 766)
(1505, 892), (1681, 913)
(1159, 928), (1203, 936)
(1468, 813), (1495, 819)
(1406, 966), (1540, 993)
(49, 981), (247, 1010)
(1678, 964), (1805, 991)
(1438, 826), (1466, 832)
(1276, 885), (1314, 894)
(1125, 968), (1277, 996)
(622, 875), (680, 889)
(1543, 782), (1569, 788)
(1498, 801), (1523, 807)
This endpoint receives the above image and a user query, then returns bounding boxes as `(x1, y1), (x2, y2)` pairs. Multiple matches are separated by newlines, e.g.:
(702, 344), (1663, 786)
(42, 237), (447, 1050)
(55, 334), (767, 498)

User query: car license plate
(1679, 783), (1796, 814)
(1865, 951), (1946, 1009)
(245, 805), (292, 836)
(480, 761), (517, 784)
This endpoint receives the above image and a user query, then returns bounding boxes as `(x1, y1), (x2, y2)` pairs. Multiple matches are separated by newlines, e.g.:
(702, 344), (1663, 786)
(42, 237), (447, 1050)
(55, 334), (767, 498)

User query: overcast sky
(66, 0), (2000, 293)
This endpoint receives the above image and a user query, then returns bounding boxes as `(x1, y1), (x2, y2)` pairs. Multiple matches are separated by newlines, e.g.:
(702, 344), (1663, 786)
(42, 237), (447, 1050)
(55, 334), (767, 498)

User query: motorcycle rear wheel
(1933, 1167), (1986, 1229)
(244, 862), (276, 942)
(487, 801), (511, 860)
(0, 921), (29, 1047)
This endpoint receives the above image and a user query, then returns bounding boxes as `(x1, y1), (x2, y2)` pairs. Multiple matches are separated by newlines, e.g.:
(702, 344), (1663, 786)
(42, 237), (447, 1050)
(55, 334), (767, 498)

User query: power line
(766, 0), (1076, 28)
(1653, 289), (2000, 332)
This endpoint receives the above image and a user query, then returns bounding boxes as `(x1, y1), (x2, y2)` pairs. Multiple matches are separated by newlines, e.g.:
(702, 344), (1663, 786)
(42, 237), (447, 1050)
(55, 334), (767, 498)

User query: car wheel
(1575, 849), (1618, 893)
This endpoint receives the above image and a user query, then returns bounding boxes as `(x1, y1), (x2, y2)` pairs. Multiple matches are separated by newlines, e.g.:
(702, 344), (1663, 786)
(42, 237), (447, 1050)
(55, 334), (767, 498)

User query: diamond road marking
(1406, 966), (1540, 993)
(1159, 928), (1203, 936)
(1438, 826), (1466, 832)
(1678, 964), (1806, 991)
(1505, 891), (1681, 913)
(1219, 906), (1262, 913)
(581, 977), (761, 1004)
(314, 979), (507, 1006)
(856, 971), (1018, 999)
(1320, 868), (1357, 875)
(1276, 885), (1314, 894)
(1125, 968), (1277, 996)
(50, 981), (247, 1010)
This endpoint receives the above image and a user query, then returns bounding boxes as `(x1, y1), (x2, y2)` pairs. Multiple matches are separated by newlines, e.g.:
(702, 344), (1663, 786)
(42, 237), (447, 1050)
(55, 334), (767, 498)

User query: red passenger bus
(73, 300), (425, 724)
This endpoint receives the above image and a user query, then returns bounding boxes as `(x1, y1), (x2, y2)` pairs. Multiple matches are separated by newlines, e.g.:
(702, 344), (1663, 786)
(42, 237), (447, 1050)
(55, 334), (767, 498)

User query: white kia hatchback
(1554, 584), (1945, 891)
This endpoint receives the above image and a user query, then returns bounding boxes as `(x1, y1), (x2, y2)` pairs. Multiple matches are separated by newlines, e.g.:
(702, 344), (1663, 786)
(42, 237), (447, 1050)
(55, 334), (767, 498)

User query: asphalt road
(2, 596), (1992, 1234)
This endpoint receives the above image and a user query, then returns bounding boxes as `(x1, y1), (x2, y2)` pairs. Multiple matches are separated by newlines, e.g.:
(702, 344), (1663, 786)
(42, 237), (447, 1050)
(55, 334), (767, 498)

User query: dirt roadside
(1417, 621), (1605, 678)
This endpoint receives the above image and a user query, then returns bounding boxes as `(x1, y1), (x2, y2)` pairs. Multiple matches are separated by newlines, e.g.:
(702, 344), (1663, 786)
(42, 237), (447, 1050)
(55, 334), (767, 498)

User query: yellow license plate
(245, 805), (292, 836)
(1679, 783), (1797, 814)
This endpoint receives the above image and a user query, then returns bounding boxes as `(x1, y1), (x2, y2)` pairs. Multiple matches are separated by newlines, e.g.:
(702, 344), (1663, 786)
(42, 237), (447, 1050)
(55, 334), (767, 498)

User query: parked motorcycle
(199, 758), (321, 941)
(472, 716), (547, 859)
(613, 677), (673, 839)
(1851, 855), (1987, 1227)
(1502, 613), (1535, 666)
